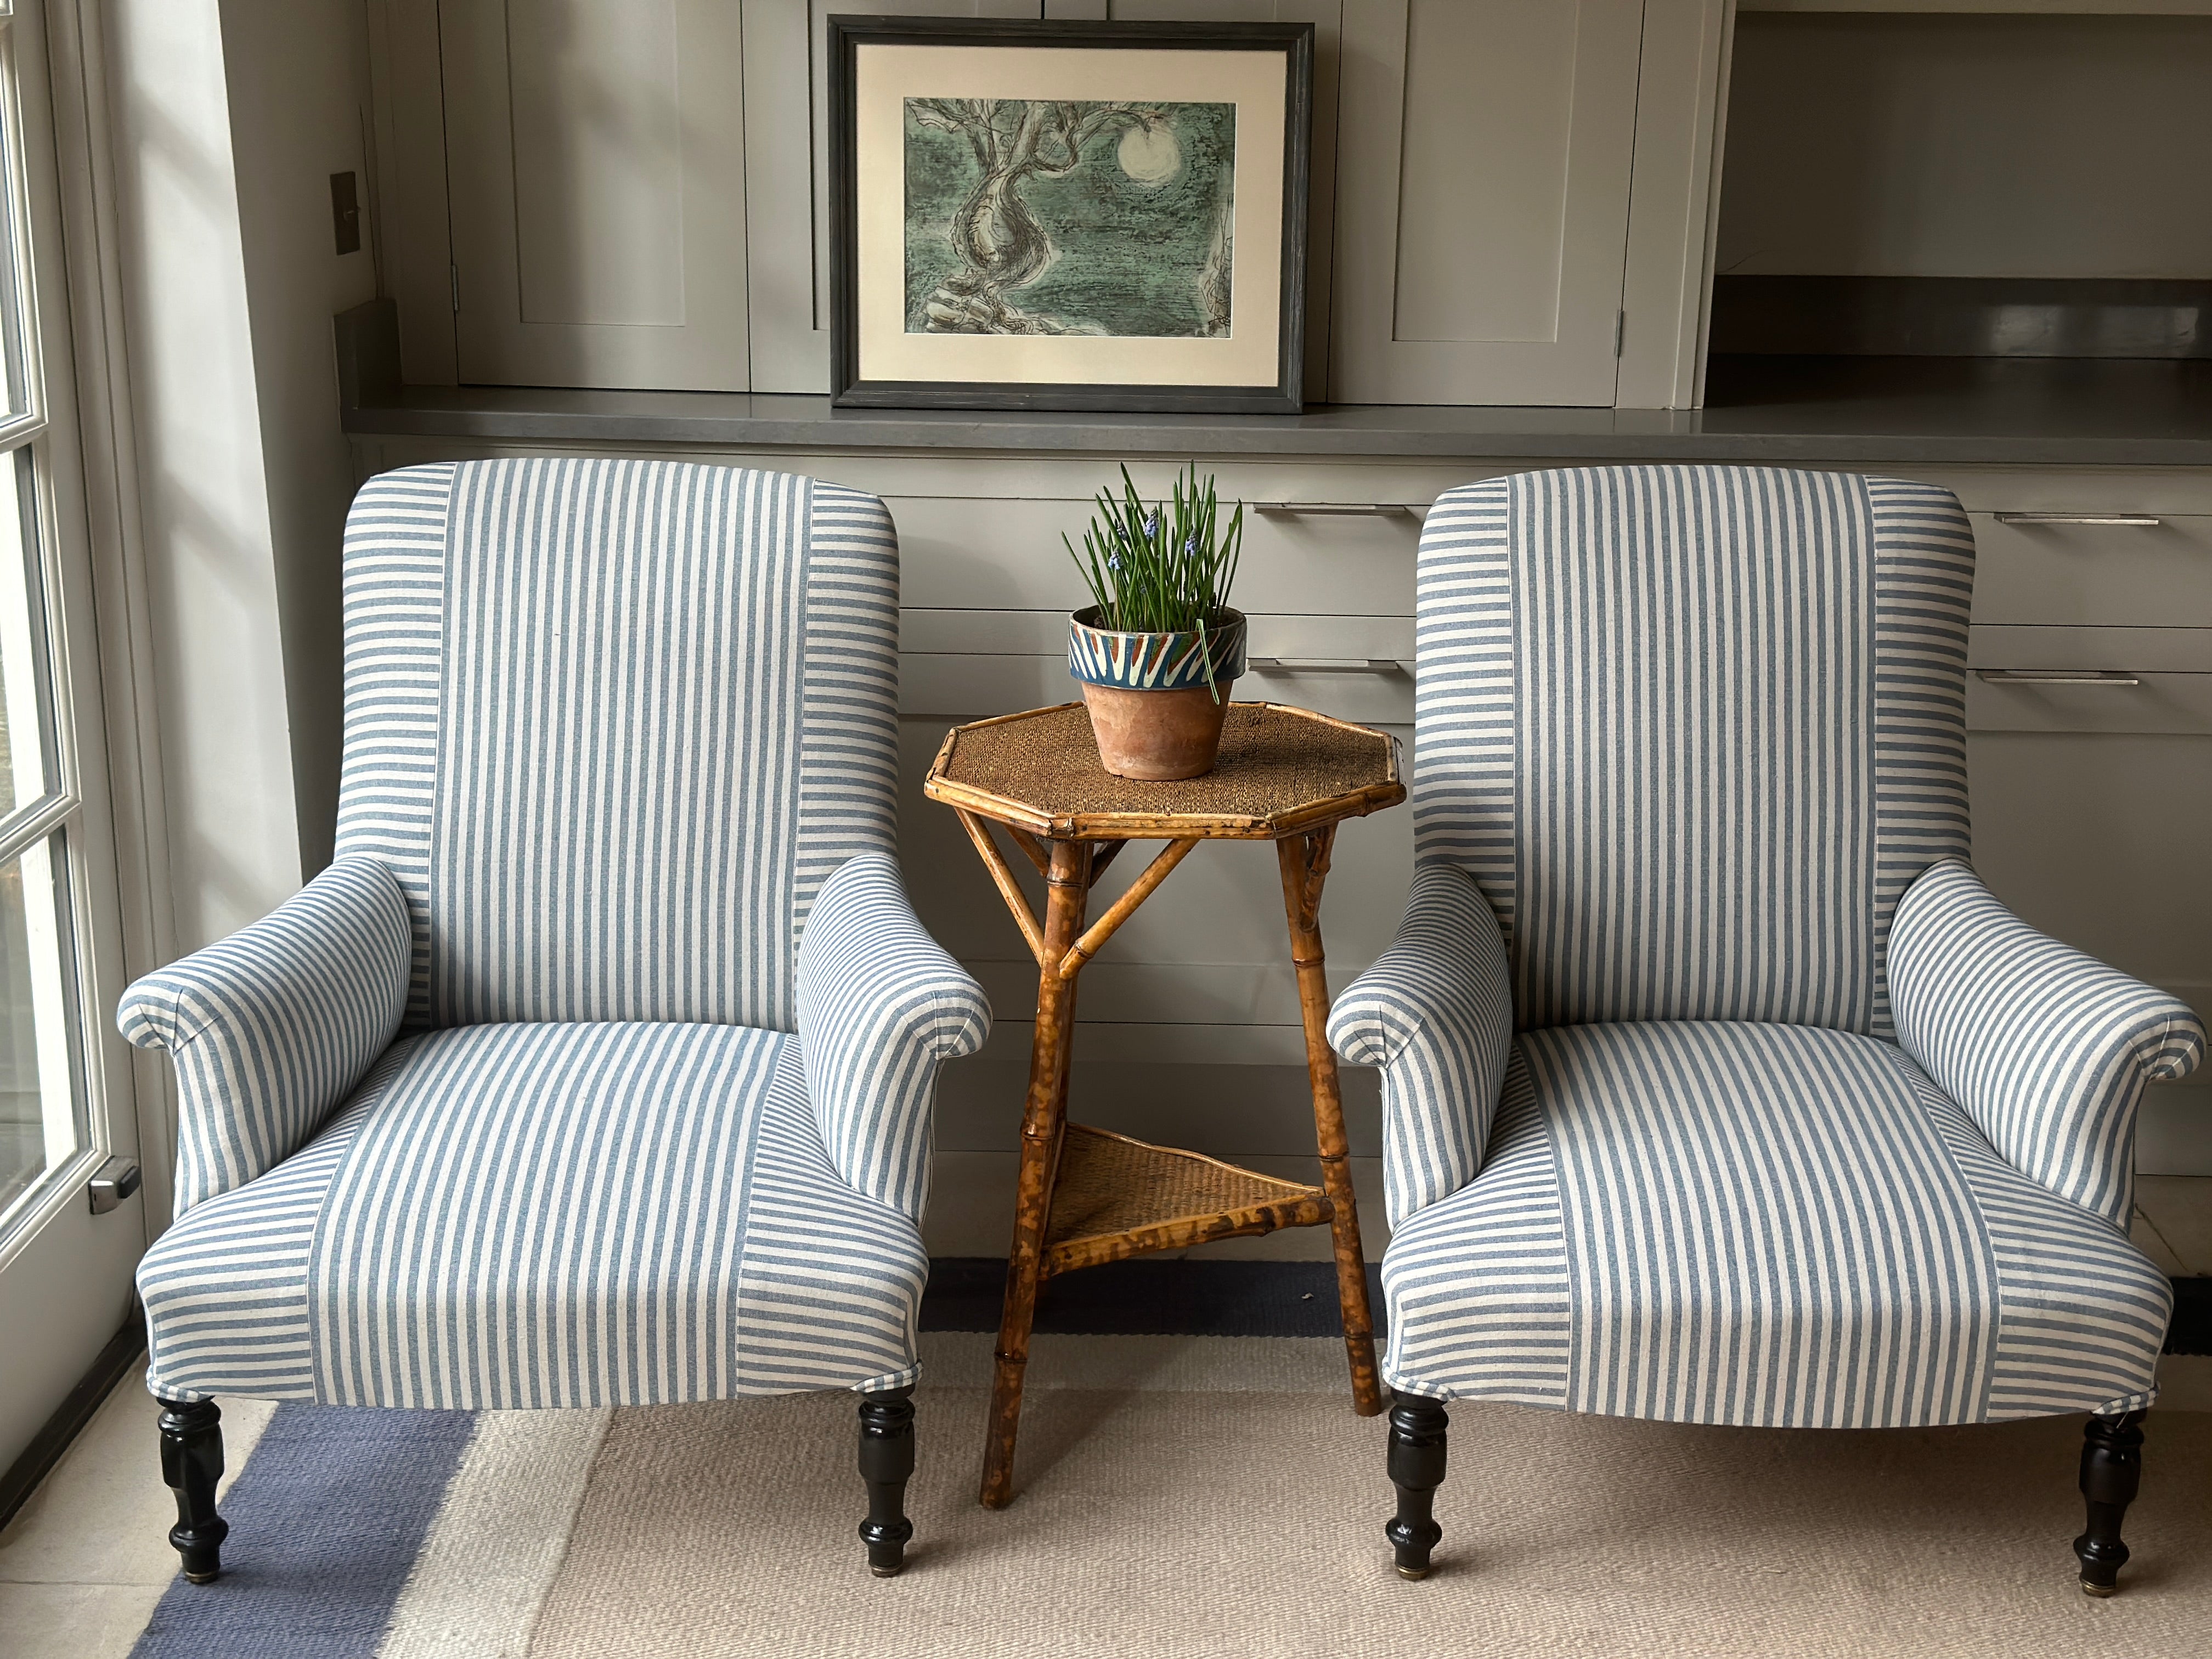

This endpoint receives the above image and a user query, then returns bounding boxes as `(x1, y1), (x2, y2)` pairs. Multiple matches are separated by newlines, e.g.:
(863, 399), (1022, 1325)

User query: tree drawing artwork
(903, 98), (1235, 338)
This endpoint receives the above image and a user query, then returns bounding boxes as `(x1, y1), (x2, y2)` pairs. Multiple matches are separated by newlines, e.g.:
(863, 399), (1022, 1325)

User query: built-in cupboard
(370, 0), (1723, 408)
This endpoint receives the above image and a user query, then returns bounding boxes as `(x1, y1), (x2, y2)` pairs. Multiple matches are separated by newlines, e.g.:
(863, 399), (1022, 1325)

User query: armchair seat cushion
(137, 1021), (927, 1408)
(1383, 1021), (2170, 1429)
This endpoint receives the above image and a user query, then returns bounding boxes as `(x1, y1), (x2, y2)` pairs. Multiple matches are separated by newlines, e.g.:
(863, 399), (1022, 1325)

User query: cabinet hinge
(1614, 310), (1625, 358)
(449, 264), (461, 313)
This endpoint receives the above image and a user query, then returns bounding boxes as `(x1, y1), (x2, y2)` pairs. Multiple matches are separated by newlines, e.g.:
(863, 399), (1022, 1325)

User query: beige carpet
(525, 1383), (2212, 1659)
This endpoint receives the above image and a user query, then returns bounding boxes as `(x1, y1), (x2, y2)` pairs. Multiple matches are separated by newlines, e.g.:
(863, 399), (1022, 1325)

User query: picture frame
(828, 16), (1314, 415)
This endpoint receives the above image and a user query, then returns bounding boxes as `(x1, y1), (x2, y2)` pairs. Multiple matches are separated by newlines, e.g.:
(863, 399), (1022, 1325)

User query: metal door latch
(88, 1157), (142, 1215)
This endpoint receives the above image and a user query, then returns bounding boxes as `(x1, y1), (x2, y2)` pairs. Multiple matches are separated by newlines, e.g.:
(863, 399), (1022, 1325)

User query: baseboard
(0, 1317), (145, 1532)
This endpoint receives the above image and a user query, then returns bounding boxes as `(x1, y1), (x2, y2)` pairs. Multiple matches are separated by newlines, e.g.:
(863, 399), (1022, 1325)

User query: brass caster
(1396, 1564), (1432, 1582)
(183, 1569), (221, 1586)
(869, 1561), (905, 1580)
(2080, 1579), (2118, 1599)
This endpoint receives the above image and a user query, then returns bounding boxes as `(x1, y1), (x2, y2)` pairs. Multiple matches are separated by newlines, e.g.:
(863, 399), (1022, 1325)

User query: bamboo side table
(923, 700), (1407, 1509)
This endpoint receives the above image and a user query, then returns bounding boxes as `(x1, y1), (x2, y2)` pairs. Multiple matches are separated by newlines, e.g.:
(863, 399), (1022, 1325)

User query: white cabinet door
(1330, 0), (1645, 405)
(440, 0), (750, 390)
(741, 0), (1039, 394)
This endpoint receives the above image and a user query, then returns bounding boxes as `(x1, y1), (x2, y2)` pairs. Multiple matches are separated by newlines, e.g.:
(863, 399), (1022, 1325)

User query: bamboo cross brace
(1057, 837), (1201, 980)
(1004, 824), (1052, 876)
(957, 809), (1046, 964)
(1085, 839), (1127, 887)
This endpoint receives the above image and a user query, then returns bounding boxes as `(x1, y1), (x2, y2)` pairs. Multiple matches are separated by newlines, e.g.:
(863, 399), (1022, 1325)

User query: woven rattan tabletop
(923, 701), (1403, 839)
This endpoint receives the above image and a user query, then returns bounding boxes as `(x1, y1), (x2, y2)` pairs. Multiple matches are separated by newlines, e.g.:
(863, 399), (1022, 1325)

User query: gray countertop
(338, 355), (2212, 467)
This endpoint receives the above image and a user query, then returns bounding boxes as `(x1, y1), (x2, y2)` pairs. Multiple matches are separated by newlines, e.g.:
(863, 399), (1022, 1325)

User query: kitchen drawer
(1968, 732), (2210, 1026)
(1967, 625), (2212, 733)
(888, 496), (1421, 617)
(899, 611), (1417, 725)
(1971, 512), (2212, 628)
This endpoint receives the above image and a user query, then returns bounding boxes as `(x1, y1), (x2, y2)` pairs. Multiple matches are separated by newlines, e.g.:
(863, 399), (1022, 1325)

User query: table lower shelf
(1039, 1123), (1332, 1279)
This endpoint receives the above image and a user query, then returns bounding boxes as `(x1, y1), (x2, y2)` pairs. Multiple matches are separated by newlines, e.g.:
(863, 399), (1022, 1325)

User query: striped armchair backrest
(1414, 464), (1974, 1038)
(334, 458), (899, 1032)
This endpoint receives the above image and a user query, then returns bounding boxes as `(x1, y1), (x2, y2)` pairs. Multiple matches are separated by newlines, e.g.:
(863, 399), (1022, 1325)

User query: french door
(0, 0), (148, 1476)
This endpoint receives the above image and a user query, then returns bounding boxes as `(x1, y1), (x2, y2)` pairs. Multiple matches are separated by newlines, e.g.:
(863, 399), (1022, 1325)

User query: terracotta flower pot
(1068, 606), (1247, 780)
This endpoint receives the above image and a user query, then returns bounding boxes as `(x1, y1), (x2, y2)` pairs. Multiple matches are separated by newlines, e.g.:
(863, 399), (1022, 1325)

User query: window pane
(0, 448), (44, 814)
(0, 835), (77, 1222)
(0, 19), (23, 420)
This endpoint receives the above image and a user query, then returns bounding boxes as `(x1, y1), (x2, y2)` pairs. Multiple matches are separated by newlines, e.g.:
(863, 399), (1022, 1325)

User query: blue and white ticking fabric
(117, 859), (411, 1213)
(136, 1023), (935, 1406)
(331, 459), (900, 1031)
(798, 853), (992, 1221)
(1408, 465), (1973, 1036)
(1336, 465), (2200, 1428)
(1892, 858), (2205, 1229)
(123, 459), (984, 1408)
(1380, 1022), (2172, 1425)
(1324, 864), (1512, 1227)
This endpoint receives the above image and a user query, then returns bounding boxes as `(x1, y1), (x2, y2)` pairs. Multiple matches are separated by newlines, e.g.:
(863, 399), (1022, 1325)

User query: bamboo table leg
(981, 838), (1093, 1508)
(1279, 826), (1386, 1416)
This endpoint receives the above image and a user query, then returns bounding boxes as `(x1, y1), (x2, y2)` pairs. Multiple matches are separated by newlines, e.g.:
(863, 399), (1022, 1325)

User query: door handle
(88, 1156), (142, 1215)
(1248, 657), (1409, 675)
(1976, 669), (2142, 686)
(1992, 514), (2162, 527)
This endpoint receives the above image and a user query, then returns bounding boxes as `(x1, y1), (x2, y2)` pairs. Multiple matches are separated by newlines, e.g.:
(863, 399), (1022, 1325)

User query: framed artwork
(828, 16), (1314, 414)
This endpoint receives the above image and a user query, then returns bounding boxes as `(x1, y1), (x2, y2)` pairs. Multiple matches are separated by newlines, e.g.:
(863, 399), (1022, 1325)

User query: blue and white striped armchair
(120, 459), (988, 1580)
(1329, 465), (2204, 1594)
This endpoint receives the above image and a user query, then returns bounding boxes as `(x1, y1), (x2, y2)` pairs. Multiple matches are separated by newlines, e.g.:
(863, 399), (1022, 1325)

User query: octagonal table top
(923, 701), (1404, 841)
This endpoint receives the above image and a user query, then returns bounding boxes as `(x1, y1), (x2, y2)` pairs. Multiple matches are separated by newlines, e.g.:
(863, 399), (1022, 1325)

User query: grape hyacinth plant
(1063, 463), (1246, 701)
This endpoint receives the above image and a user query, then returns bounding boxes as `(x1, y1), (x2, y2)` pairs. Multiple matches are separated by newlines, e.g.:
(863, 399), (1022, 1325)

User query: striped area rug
(123, 1262), (2212, 1659)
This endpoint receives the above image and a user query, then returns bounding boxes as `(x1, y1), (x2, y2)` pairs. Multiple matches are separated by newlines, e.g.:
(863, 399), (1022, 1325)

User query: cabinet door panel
(1331, 0), (1645, 405)
(440, 0), (749, 390)
(741, 0), (1039, 393)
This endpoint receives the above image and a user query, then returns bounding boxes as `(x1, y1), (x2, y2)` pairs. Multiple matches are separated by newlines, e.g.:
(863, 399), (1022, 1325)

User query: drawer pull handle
(1977, 669), (2142, 686)
(1992, 513), (2162, 527)
(1249, 656), (1409, 676)
(1254, 502), (1415, 518)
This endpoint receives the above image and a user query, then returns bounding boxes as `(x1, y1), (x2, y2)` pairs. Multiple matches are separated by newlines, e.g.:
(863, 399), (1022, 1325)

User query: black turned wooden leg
(1385, 1393), (1449, 1581)
(2074, 1409), (2146, 1596)
(156, 1397), (228, 1584)
(857, 1386), (917, 1578)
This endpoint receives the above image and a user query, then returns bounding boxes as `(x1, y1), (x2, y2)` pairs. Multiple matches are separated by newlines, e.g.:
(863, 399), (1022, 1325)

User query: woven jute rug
(120, 1331), (2212, 1659)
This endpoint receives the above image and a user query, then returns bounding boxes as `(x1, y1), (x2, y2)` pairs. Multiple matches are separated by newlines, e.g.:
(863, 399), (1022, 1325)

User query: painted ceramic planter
(1068, 606), (1248, 780)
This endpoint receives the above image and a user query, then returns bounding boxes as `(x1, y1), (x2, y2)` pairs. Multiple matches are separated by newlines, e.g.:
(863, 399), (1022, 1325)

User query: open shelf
(1040, 1124), (1330, 1279)
(1737, 1), (2212, 14)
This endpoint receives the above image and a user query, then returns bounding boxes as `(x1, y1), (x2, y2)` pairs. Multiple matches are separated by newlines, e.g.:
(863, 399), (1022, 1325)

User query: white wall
(1717, 13), (2212, 279)
(100, 0), (375, 948)
(218, 0), (380, 878)
(102, 0), (304, 949)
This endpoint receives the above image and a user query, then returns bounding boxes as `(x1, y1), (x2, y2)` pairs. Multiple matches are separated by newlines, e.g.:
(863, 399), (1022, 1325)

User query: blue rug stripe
(129, 1404), (478, 1659)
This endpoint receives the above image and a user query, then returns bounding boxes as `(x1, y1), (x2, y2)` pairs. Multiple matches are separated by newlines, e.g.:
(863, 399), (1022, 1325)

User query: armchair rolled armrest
(797, 851), (991, 1220)
(1327, 863), (1514, 1227)
(117, 856), (413, 1216)
(1891, 858), (2205, 1227)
